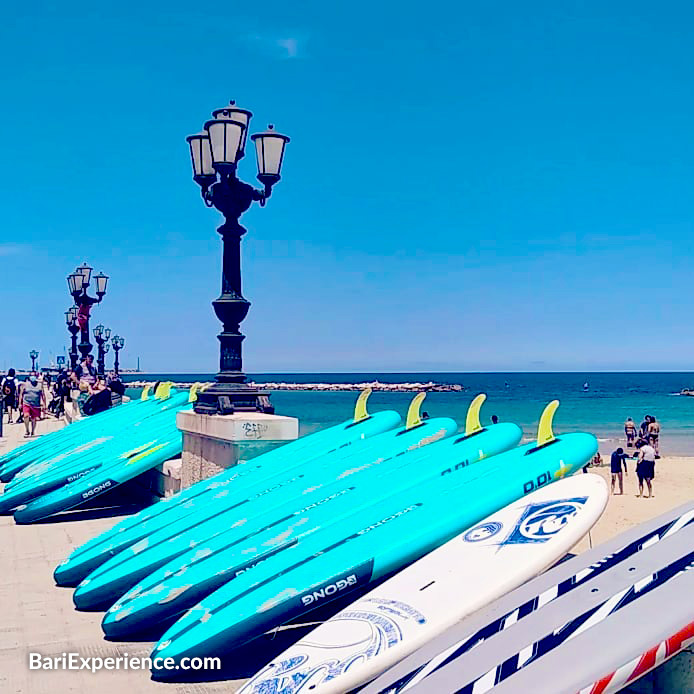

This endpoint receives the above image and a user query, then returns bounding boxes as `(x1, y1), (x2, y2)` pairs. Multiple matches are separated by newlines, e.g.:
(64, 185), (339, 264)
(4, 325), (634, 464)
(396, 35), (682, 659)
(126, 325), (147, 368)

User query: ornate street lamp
(186, 100), (290, 415)
(93, 324), (110, 376)
(67, 263), (109, 359)
(111, 335), (125, 376)
(65, 307), (80, 369)
(29, 350), (39, 372)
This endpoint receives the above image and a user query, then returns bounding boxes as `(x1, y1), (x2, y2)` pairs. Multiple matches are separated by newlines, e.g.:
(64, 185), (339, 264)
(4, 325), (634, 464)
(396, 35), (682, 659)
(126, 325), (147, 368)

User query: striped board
(363, 501), (694, 694)
(149, 401), (598, 678)
(239, 474), (609, 694)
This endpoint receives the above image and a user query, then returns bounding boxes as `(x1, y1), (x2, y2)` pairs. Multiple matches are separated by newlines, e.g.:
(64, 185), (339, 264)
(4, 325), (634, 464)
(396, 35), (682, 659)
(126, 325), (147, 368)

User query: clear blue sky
(1, 1), (693, 373)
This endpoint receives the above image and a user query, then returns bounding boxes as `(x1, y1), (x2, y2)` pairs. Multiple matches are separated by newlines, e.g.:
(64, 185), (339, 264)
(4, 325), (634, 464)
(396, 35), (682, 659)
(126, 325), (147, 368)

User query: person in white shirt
(636, 440), (656, 498)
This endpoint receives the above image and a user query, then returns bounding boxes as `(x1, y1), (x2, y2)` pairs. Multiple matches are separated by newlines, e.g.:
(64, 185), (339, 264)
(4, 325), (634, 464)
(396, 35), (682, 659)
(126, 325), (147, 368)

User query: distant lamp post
(67, 263), (109, 359)
(29, 350), (39, 372)
(93, 324), (110, 376)
(186, 100), (290, 415)
(111, 335), (125, 376)
(65, 306), (80, 369)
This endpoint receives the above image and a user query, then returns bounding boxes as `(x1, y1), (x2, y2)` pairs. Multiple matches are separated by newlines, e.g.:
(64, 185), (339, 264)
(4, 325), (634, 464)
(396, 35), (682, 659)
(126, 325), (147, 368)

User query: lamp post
(111, 335), (125, 376)
(186, 100), (290, 415)
(29, 350), (39, 372)
(93, 324), (111, 376)
(67, 262), (109, 360)
(65, 307), (80, 369)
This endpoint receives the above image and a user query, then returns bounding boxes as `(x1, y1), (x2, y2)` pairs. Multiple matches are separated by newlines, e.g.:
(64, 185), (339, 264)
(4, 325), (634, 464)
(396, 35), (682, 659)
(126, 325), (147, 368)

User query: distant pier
(125, 380), (466, 393)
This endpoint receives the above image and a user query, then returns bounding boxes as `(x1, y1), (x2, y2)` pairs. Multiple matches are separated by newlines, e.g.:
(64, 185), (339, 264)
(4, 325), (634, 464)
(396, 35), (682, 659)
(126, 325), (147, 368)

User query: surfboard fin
(537, 400), (559, 447)
(465, 394), (486, 436)
(140, 384), (152, 401)
(353, 388), (372, 422)
(188, 382), (202, 402)
(155, 382), (173, 399)
(406, 392), (426, 430)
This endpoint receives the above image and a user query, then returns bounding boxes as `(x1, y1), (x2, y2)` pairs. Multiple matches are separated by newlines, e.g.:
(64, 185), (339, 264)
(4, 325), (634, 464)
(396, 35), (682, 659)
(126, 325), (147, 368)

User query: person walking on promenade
(624, 417), (637, 447)
(610, 447), (628, 495)
(1, 368), (18, 424)
(20, 373), (45, 438)
(647, 416), (661, 458)
(635, 440), (656, 499)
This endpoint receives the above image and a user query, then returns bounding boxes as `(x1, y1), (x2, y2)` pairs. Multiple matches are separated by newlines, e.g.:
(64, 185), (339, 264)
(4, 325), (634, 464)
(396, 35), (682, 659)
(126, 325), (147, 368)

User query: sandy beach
(1, 415), (692, 693)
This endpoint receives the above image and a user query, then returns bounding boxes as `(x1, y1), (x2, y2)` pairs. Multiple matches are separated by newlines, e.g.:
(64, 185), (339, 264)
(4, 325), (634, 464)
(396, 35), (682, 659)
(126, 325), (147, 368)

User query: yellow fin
(188, 382), (202, 402)
(405, 392), (426, 430)
(465, 393), (486, 436)
(140, 384), (151, 401)
(537, 400), (560, 447)
(155, 381), (173, 399)
(353, 388), (372, 422)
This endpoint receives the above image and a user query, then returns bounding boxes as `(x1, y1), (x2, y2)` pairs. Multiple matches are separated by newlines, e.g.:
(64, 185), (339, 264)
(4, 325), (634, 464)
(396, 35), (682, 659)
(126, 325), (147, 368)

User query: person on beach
(20, 373), (45, 437)
(1, 368), (18, 424)
(610, 447), (628, 495)
(647, 417), (661, 458)
(624, 417), (637, 447)
(635, 440), (656, 498)
(591, 452), (603, 467)
(639, 416), (651, 440)
(491, 415), (499, 424)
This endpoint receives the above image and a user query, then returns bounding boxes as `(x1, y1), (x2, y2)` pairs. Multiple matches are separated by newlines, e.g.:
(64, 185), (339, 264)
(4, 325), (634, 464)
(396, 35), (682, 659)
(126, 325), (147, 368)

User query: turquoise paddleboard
(101, 399), (523, 636)
(55, 390), (401, 585)
(150, 402), (596, 677)
(74, 394), (465, 608)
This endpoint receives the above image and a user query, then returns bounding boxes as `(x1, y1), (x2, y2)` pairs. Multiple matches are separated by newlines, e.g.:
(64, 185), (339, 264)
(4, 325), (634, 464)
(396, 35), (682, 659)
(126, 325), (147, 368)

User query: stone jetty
(125, 380), (465, 393)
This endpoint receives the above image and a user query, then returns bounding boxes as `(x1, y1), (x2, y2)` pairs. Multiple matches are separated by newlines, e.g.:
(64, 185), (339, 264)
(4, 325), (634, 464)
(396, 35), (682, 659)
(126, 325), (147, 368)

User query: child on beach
(635, 440), (656, 499)
(610, 447), (628, 495)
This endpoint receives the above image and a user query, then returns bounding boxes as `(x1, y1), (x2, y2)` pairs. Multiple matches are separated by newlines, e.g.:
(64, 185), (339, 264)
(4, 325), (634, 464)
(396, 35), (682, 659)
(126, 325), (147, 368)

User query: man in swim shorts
(624, 417), (637, 447)
(610, 447), (628, 495)
(635, 440), (656, 499)
(647, 416), (661, 458)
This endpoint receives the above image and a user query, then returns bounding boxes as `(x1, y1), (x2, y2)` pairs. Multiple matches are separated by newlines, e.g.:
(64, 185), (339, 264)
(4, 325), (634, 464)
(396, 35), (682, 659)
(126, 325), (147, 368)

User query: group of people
(624, 415), (660, 457)
(1, 355), (126, 436)
(586, 413), (661, 499)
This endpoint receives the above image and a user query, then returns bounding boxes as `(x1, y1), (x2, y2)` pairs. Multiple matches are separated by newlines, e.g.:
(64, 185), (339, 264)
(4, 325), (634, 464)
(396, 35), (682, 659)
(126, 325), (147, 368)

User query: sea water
(121, 372), (694, 456)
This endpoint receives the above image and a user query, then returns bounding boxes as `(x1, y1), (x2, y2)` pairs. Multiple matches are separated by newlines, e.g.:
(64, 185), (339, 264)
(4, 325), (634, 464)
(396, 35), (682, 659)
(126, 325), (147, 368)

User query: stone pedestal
(176, 410), (299, 489)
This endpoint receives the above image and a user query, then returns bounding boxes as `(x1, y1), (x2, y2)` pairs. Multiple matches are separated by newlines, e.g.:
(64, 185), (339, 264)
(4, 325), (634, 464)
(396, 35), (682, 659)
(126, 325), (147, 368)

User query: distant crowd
(1, 355), (126, 437)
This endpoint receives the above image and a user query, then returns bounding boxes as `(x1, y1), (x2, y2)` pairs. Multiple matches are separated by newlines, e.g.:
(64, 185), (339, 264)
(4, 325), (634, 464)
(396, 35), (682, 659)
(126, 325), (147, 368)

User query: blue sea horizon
(122, 372), (694, 456)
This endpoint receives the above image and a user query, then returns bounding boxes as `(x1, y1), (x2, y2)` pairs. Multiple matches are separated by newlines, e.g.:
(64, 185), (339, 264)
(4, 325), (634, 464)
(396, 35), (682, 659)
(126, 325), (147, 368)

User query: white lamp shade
(251, 125), (290, 179)
(212, 101), (253, 153)
(68, 273), (83, 294)
(104, 328), (111, 340)
(118, 337), (125, 348)
(186, 133), (215, 178)
(94, 272), (109, 295)
(103, 343), (110, 353)
(93, 324), (104, 338)
(78, 263), (93, 286)
(205, 119), (246, 170)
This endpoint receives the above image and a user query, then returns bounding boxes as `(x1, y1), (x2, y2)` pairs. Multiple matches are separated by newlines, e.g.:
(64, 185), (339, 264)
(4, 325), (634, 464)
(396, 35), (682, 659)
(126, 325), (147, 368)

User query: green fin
(140, 384), (151, 401)
(405, 392), (426, 430)
(188, 382), (202, 403)
(537, 400), (560, 447)
(353, 388), (372, 422)
(465, 393), (486, 436)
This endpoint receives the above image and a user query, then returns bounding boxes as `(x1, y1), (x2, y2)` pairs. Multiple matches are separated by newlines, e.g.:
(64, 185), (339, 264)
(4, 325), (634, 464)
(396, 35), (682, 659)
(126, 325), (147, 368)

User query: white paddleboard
(239, 473), (608, 694)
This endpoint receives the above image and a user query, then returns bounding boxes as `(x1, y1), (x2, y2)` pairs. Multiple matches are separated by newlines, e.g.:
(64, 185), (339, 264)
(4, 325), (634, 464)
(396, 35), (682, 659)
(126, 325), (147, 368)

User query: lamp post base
(193, 382), (275, 415)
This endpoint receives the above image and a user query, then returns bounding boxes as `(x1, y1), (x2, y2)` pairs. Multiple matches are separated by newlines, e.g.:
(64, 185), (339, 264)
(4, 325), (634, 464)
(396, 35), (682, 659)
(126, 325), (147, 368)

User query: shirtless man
(647, 417), (661, 458)
(624, 417), (637, 448)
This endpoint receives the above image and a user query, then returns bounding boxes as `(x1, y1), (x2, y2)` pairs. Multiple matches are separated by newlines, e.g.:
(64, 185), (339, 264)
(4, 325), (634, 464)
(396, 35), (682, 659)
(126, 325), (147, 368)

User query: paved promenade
(0, 418), (237, 694)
